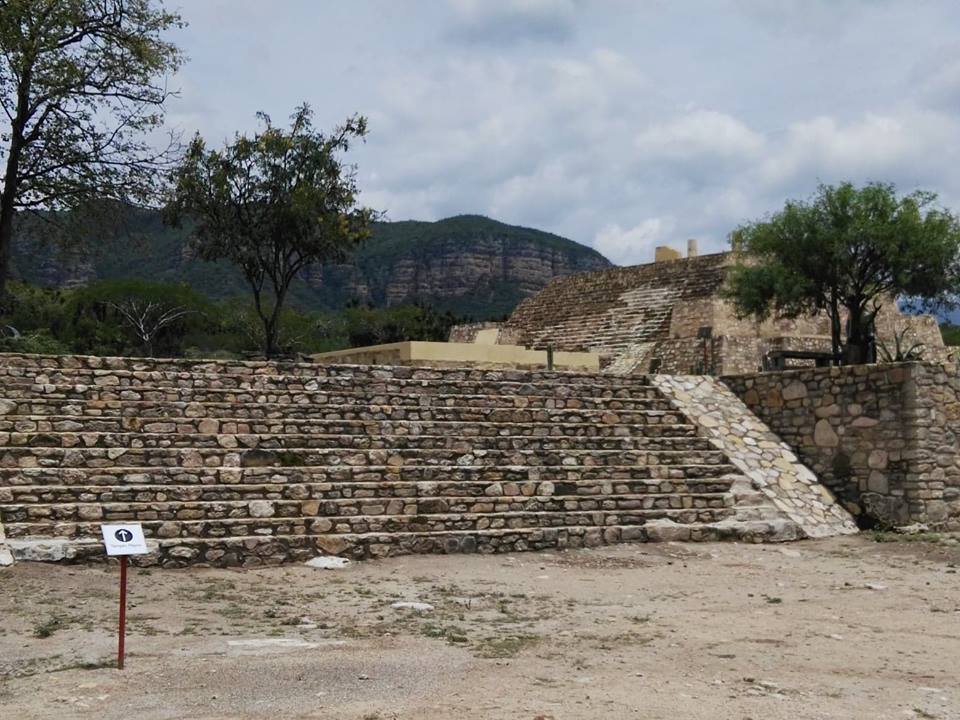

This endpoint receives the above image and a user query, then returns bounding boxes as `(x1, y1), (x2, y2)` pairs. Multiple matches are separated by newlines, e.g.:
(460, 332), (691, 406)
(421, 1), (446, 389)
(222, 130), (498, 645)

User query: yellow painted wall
(312, 341), (600, 371)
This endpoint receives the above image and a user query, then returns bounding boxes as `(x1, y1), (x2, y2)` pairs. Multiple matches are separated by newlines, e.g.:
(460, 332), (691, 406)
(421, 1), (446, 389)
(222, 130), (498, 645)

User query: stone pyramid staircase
(0, 353), (853, 568)
(504, 253), (728, 357)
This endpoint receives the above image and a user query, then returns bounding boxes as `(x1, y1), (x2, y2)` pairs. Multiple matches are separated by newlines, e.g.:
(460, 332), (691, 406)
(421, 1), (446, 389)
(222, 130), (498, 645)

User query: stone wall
(0, 519), (11, 566)
(650, 375), (857, 539)
(505, 251), (950, 375)
(724, 362), (960, 529)
(0, 351), (856, 567)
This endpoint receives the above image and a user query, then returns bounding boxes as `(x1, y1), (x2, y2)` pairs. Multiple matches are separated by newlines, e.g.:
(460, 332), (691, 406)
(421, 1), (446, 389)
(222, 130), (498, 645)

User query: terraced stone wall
(0, 352), (863, 567)
(0, 353), (755, 567)
(724, 362), (960, 530)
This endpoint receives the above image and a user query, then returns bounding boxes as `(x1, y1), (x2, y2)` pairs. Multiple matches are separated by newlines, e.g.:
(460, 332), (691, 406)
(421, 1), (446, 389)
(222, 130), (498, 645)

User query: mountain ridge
(11, 210), (612, 319)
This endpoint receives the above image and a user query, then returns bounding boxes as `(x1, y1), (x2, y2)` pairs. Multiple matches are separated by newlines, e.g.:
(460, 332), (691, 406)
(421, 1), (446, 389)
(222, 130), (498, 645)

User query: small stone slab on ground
(305, 556), (351, 570)
(226, 638), (346, 655)
(390, 601), (434, 613)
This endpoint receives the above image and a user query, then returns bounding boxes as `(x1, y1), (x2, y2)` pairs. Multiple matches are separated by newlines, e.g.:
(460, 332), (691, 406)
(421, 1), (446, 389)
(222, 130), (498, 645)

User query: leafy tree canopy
(725, 182), (960, 364)
(167, 104), (376, 357)
(942, 324), (960, 348)
(0, 278), (461, 358)
(0, 0), (184, 298)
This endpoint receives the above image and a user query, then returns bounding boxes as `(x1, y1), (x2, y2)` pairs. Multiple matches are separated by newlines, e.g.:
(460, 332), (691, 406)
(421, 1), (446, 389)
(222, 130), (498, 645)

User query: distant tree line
(0, 279), (466, 358)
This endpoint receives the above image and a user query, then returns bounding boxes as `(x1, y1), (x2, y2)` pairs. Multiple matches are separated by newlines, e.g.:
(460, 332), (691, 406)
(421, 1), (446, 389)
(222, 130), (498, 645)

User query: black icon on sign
(114, 529), (134, 543)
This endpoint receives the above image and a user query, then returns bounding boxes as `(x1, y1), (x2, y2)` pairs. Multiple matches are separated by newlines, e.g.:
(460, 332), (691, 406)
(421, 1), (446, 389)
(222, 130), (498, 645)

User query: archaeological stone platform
(0, 353), (855, 568)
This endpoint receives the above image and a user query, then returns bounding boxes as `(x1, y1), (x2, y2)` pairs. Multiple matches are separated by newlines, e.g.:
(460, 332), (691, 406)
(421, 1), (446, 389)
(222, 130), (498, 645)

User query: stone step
(0, 445), (730, 469)
(0, 462), (741, 487)
(0, 415), (701, 439)
(0, 366), (661, 397)
(0, 382), (671, 411)
(2, 491), (733, 527)
(2, 430), (716, 453)
(2, 477), (734, 504)
(8, 522), (732, 566)
(3, 506), (736, 540)
(0, 353), (655, 386)
(1, 400), (687, 426)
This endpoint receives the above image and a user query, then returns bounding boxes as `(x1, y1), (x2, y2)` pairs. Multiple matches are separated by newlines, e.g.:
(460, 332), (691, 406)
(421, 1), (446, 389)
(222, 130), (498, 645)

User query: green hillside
(11, 210), (610, 319)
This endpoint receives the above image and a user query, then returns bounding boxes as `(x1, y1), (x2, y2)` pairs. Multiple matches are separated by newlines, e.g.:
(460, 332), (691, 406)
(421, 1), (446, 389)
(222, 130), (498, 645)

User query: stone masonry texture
(724, 362), (960, 530)
(0, 352), (857, 568)
(497, 252), (951, 375)
(651, 375), (857, 539)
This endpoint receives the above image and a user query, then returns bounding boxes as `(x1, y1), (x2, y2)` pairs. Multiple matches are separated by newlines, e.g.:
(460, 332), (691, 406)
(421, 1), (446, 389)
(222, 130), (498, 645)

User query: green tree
(343, 302), (465, 347)
(168, 104), (376, 357)
(726, 182), (960, 364)
(63, 279), (213, 356)
(942, 324), (960, 347)
(0, 0), (184, 300)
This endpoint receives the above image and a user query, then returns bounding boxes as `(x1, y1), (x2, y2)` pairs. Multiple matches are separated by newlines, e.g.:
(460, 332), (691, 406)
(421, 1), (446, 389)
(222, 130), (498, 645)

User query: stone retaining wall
(724, 362), (960, 529)
(0, 352), (863, 567)
(650, 375), (857, 538)
(0, 519), (11, 566)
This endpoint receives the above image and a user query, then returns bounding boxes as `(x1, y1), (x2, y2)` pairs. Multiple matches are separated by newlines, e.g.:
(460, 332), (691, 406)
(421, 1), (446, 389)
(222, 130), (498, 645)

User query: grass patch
(33, 616), (67, 639)
(475, 633), (540, 659)
(51, 658), (116, 673)
(420, 623), (470, 645)
(871, 531), (943, 544)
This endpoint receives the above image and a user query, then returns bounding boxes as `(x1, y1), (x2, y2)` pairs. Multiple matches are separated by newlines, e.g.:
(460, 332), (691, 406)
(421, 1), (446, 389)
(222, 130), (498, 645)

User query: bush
(344, 302), (464, 347)
(0, 329), (71, 355)
(942, 324), (960, 347)
(61, 279), (219, 356)
(0, 280), (463, 358)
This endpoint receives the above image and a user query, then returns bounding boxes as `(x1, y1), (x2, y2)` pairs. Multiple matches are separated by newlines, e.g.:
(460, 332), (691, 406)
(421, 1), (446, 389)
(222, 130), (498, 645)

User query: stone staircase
(504, 253), (728, 357)
(0, 353), (852, 567)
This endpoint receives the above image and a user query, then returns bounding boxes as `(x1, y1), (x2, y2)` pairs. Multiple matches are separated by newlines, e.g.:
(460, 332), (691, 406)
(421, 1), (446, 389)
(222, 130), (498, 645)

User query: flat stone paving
(2, 534), (959, 719)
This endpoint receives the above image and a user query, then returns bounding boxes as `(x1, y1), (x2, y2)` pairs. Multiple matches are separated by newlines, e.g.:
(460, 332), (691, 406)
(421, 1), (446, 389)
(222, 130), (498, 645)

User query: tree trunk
(0, 136), (24, 303)
(0, 55), (34, 303)
(263, 315), (279, 358)
(263, 283), (290, 359)
(829, 293), (841, 363)
(844, 304), (870, 365)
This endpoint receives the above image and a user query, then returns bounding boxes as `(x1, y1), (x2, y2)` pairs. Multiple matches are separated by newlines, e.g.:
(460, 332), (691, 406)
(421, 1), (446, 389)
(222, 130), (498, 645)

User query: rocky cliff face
(11, 212), (612, 318)
(377, 235), (608, 306)
(11, 237), (96, 288)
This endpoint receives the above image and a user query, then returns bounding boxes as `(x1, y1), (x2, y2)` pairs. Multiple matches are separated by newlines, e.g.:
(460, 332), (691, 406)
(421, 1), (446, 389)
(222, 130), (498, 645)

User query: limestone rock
(390, 601), (434, 613)
(781, 381), (808, 401)
(813, 420), (839, 448)
(306, 556), (351, 570)
(249, 500), (275, 518)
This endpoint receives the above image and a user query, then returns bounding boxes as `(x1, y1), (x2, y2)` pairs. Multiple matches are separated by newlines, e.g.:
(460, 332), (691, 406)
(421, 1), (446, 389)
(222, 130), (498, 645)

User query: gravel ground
(1, 534), (959, 720)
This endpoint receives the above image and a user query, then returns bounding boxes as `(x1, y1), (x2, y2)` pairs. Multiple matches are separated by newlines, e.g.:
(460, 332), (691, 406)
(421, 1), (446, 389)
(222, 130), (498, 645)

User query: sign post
(100, 523), (149, 670)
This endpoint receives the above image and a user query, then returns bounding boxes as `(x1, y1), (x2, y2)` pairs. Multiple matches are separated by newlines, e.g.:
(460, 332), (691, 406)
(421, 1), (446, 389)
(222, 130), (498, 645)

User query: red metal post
(118, 555), (127, 670)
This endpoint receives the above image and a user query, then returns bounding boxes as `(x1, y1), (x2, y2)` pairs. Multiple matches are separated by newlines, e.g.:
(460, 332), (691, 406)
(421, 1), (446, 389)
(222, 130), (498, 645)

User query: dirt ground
(1, 534), (959, 720)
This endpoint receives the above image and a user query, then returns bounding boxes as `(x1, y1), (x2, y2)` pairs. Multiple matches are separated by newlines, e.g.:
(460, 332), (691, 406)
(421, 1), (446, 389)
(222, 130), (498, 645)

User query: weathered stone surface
(504, 251), (950, 374)
(782, 381), (808, 402)
(725, 362), (960, 531)
(249, 500), (275, 518)
(813, 420), (839, 448)
(305, 556), (350, 570)
(20, 352), (955, 568)
(0, 520), (12, 567)
(652, 375), (857, 540)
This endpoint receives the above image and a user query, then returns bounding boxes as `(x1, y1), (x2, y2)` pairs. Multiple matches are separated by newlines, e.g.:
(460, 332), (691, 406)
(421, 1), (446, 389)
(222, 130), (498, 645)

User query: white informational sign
(101, 523), (149, 556)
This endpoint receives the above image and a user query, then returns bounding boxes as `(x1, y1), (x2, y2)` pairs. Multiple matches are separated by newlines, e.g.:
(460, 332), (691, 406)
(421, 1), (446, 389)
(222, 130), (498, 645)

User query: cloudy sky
(166, 0), (960, 265)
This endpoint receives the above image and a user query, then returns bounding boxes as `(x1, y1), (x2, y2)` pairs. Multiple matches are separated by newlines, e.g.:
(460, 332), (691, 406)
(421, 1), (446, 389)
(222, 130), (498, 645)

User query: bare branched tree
(107, 298), (192, 356)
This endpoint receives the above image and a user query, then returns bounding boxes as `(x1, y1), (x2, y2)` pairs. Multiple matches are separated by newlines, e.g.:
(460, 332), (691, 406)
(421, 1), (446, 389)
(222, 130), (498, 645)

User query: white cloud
(593, 218), (675, 265)
(167, 1), (960, 268)
(634, 110), (765, 163)
(757, 110), (960, 191)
